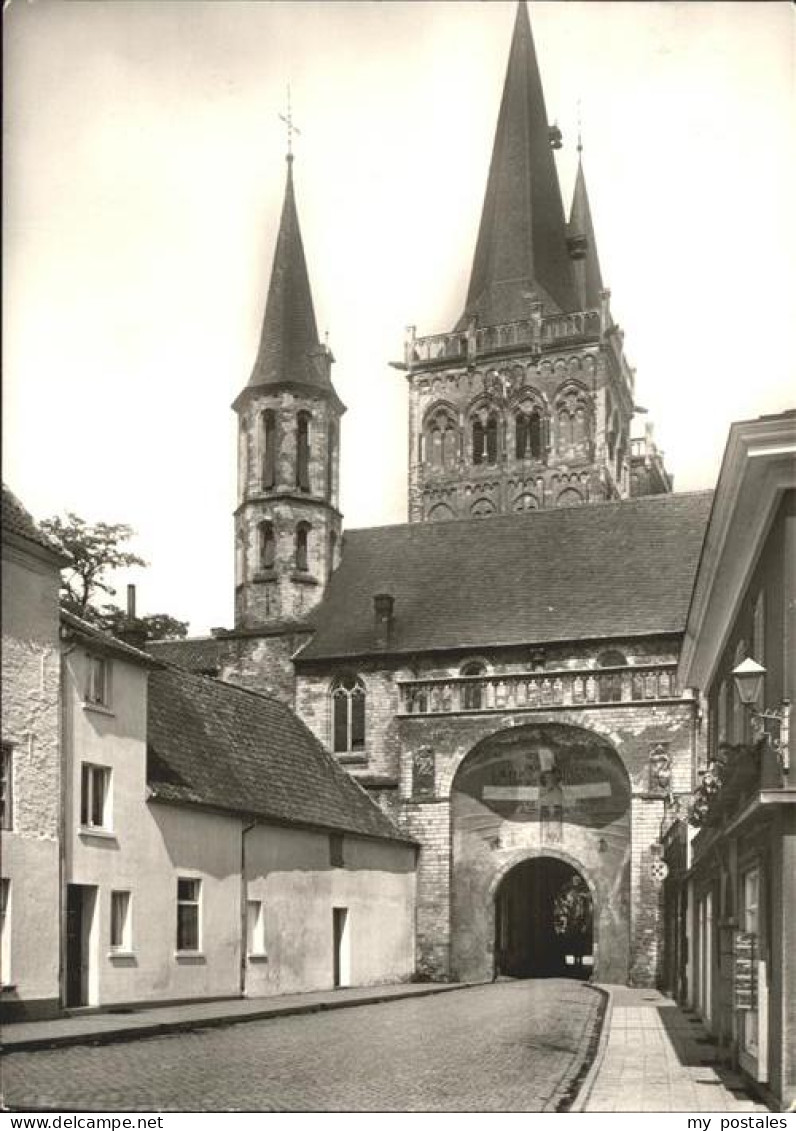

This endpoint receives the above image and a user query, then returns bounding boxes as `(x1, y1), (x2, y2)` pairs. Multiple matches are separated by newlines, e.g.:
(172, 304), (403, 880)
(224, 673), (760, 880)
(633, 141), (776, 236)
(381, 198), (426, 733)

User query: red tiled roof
(147, 666), (414, 844)
(298, 492), (714, 662)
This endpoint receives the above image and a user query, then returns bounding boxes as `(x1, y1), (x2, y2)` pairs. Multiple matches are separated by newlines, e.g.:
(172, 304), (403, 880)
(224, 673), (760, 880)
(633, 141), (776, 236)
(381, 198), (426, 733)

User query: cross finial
(577, 97), (583, 154)
(279, 85), (301, 161)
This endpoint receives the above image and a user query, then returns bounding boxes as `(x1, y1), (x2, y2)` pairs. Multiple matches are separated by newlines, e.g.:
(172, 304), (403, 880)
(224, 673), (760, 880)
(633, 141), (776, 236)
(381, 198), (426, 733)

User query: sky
(4, 1), (794, 635)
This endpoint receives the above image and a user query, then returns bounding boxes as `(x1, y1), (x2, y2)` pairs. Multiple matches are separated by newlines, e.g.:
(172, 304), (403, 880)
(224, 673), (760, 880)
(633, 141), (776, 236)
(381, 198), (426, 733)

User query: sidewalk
(1, 980), (472, 1053)
(576, 986), (771, 1113)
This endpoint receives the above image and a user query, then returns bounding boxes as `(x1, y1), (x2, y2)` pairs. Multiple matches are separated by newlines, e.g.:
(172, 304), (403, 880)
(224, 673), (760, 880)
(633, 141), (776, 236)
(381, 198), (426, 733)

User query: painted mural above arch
(452, 722), (630, 829)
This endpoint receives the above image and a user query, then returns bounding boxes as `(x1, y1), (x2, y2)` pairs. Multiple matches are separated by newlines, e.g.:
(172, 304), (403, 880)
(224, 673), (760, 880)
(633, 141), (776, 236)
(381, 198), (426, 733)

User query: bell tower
(232, 151), (344, 628)
(397, 2), (668, 522)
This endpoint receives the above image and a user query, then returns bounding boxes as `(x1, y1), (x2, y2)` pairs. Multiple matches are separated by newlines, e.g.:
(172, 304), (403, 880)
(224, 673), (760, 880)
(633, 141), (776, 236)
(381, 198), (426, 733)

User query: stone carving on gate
(648, 743), (672, 793)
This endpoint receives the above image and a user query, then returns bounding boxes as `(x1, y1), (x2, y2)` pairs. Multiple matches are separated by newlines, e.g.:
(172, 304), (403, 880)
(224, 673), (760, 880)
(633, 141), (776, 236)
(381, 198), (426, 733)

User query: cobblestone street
(2, 980), (602, 1112)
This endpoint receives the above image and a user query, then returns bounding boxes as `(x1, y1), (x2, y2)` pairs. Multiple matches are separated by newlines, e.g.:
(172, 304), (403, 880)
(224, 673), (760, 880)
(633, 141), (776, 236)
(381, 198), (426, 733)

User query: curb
(568, 984), (614, 1113)
(2, 981), (481, 1054)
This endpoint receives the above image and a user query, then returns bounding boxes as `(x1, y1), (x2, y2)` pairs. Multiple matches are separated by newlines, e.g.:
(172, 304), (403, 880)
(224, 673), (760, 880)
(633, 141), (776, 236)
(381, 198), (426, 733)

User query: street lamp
(731, 658), (790, 773)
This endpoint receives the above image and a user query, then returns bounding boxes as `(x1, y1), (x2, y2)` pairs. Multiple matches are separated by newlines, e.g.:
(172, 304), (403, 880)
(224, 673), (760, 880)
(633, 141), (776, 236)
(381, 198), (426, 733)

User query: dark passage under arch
(495, 857), (593, 979)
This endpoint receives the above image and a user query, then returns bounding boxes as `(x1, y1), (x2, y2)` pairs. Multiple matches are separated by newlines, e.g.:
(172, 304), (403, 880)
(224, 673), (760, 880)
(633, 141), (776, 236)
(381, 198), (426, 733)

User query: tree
(40, 513), (189, 641)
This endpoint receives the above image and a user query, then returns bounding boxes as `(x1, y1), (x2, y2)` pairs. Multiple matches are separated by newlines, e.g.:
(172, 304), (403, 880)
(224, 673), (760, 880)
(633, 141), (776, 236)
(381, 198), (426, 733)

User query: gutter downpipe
(240, 817), (258, 996)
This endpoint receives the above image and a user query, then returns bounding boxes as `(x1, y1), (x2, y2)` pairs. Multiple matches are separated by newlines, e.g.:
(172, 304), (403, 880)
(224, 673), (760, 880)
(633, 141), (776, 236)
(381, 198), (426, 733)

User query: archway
(495, 857), (593, 979)
(450, 722), (631, 983)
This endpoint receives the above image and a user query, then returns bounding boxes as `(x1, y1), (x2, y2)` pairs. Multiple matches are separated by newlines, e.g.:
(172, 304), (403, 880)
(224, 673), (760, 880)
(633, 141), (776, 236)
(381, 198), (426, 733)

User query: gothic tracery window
(472, 410), (499, 465)
(425, 407), (458, 469)
(515, 405), (545, 460)
(555, 387), (592, 455)
(331, 674), (366, 753)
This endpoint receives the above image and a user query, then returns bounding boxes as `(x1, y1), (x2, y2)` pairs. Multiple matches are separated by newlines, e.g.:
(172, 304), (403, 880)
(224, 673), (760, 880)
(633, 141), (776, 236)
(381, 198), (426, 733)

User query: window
(1, 744), (12, 831)
(331, 674), (366, 753)
(259, 520), (275, 571)
(515, 408), (544, 460)
(85, 655), (111, 708)
(461, 661), (487, 710)
(472, 412), (498, 465)
(110, 891), (131, 952)
(80, 764), (111, 830)
(555, 387), (592, 454)
(329, 832), (344, 868)
(176, 878), (201, 952)
(246, 899), (266, 957)
(425, 407), (458, 469)
(328, 531), (337, 579)
(597, 650), (626, 703)
(0, 878), (8, 984)
(295, 522), (310, 571)
(296, 411), (311, 491)
(262, 410), (276, 490)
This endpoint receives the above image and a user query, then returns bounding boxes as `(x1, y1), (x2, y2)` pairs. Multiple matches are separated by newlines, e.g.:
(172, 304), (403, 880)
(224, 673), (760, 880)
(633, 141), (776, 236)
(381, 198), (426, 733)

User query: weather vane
(279, 85), (301, 158)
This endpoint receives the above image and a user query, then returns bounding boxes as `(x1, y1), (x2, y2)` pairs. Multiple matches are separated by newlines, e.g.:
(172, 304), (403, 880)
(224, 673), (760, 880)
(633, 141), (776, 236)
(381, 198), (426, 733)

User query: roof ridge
(343, 489), (715, 537)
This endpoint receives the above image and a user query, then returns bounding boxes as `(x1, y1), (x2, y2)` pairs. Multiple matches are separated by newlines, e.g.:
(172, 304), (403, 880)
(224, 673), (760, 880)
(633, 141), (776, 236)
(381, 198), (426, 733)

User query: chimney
(115, 583), (148, 651)
(373, 592), (394, 646)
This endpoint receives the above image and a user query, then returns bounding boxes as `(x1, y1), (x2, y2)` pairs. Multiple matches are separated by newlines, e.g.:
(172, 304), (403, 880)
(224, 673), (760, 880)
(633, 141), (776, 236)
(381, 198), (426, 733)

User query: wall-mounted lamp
(732, 658), (790, 773)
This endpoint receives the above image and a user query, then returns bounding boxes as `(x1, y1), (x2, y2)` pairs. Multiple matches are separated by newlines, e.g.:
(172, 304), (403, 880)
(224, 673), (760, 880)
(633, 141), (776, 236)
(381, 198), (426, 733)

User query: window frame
(246, 898), (266, 959)
(1, 743), (12, 831)
(176, 876), (202, 954)
(330, 674), (366, 754)
(110, 889), (132, 954)
(258, 519), (276, 572)
(80, 763), (112, 832)
(85, 654), (112, 710)
(295, 521), (310, 572)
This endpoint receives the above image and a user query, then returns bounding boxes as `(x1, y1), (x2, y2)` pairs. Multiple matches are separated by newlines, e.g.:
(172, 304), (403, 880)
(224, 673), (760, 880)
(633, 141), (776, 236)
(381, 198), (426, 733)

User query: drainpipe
(59, 643), (76, 1012)
(240, 817), (258, 997)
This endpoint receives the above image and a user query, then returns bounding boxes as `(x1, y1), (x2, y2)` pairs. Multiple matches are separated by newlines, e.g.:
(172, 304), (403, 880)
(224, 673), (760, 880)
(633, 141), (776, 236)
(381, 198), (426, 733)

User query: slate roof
(244, 157), (331, 395)
(61, 609), (162, 668)
(2, 484), (65, 561)
(298, 491), (714, 662)
(146, 665), (413, 844)
(456, 1), (577, 329)
(568, 157), (604, 312)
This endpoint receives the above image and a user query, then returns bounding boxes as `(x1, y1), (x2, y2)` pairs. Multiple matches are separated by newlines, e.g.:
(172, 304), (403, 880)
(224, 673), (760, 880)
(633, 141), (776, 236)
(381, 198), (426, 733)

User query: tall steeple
(567, 153), (604, 312)
(233, 152), (344, 630)
(457, 1), (577, 330)
(246, 157), (331, 393)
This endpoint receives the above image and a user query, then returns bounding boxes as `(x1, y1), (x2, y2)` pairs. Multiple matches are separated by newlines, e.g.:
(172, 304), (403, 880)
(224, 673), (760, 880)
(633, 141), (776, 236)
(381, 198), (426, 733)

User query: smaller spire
(567, 151), (604, 312)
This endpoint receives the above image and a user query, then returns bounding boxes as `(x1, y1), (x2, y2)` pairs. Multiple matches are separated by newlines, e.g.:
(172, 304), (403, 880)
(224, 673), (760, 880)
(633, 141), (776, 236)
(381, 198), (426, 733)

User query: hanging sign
(734, 932), (757, 1011)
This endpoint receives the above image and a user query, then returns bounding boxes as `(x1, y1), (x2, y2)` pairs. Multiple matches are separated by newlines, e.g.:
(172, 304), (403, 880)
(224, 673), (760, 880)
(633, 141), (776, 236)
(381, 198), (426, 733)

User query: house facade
(676, 411), (796, 1110)
(1, 487), (65, 1019)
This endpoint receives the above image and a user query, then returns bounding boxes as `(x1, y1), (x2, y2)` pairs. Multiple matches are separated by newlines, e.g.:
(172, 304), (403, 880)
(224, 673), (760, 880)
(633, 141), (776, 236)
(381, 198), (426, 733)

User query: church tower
(232, 152), (344, 628)
(400, 2), (666, 522)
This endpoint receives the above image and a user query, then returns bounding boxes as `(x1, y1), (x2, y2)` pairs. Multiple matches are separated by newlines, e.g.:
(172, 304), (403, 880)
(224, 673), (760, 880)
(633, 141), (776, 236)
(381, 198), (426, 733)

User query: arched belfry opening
(495, 856), (593, 979)
(450, 722), (631, 984)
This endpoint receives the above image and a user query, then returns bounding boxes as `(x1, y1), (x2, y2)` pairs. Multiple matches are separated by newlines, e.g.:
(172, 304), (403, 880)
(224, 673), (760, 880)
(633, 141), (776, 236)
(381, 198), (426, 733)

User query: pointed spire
(247, 157), (329, 391)
(568, 152), (604, 311)
(456, 1), (577, 330)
